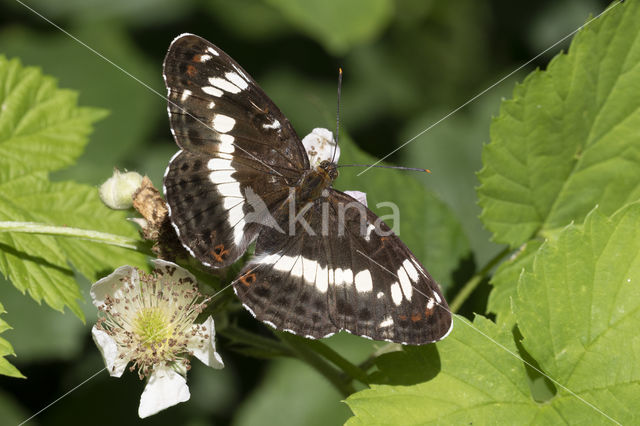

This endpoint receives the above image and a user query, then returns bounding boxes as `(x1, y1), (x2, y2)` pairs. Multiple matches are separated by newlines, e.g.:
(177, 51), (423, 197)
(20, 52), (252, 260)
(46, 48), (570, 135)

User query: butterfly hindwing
(325, 190), (452, 344)
(164, 150), (292, 267)
(234, 191), (452, 344)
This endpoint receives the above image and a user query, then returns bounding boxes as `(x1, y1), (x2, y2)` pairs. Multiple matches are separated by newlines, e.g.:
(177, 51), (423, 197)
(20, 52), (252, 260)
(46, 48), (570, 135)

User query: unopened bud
(99, 170), (144, 210)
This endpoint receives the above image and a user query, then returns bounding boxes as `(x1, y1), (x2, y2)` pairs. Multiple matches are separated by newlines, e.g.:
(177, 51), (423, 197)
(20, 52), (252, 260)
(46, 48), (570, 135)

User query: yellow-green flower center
(133, 307), (173, 347)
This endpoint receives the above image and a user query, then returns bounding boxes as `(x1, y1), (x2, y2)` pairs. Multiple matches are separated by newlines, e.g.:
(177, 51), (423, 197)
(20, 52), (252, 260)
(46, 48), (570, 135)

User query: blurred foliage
(0, 0), (622, 425)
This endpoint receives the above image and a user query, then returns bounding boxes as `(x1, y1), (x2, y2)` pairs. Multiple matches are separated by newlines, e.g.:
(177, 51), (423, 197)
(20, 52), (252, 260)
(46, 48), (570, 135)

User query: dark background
(0, 0), (613, 424)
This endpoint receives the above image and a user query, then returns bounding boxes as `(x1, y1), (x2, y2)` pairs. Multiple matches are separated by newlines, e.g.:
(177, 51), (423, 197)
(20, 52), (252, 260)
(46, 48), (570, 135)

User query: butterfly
(162, 33), (452, 345)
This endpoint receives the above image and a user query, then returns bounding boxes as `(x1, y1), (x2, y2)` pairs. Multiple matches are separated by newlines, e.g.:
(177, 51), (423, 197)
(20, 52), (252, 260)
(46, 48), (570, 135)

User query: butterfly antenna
(331, 68), (343, 164)
(338, 164), (431, 173)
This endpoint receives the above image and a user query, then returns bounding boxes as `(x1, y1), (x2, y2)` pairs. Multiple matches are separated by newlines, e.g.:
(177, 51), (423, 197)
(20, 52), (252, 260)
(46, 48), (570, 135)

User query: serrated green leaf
(265, 0), (393, 54)
(336, 134), (469, 288)
(367, 344), (440, 385)
(0, 302), (24, 378)
(477, 1), (640, 247)
(0, 172), (147, 317)
(347, 310), (632, 424)
(487, 239), (542, 323)
(0, 56), (107, 181)
(346, 316), (547, 425)
(21, 178), (148, 280)
(515, 202), (640, 422)
(0, 26), (161, 184)
(0, 57), (147, 319)
(0, 175), (81, 316)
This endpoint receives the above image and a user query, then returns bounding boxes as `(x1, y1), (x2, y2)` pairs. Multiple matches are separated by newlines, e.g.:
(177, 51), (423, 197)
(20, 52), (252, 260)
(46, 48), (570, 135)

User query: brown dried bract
(132, 176), (184, 260)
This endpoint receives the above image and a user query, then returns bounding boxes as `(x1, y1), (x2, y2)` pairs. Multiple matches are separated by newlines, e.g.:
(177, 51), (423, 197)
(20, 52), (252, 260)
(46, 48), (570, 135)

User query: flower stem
(449, 246), (510, 313)
(276, 332), (356, 397)
(0, 221), (141, 250)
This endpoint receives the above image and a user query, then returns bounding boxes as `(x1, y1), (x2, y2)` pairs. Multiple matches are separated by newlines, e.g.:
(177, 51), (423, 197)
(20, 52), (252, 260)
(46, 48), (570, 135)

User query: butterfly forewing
(163, 34), (309, 267)
(163, 34), (308, 173)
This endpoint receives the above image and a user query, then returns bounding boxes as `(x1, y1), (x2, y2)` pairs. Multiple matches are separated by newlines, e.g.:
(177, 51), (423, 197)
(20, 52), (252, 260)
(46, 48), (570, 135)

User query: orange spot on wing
(411, 313), (422, 322)
(239, 272), (256, 287)
(211, 244), (229, 263)
(425, 302), (435, 317)
(186, 64), (197, 76)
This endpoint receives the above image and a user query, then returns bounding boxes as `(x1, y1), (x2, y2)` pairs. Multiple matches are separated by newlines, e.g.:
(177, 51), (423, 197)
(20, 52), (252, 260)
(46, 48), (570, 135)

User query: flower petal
(138, 366), (190, 418)
(90, 265), (139, 308)
(91, 326), (128, 377)
(150, 259), (199, 301)
(344, 190), (368, 207)
(188, 316), (224, 369)
(301, 128), (339, 167)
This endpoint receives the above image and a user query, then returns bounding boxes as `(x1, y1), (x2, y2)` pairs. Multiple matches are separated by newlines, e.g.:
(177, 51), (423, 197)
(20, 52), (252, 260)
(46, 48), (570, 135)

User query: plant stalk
(0, 221), (140, 250)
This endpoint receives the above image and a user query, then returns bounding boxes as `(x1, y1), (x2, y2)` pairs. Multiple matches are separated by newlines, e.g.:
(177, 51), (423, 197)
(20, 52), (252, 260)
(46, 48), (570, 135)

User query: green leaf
(9, 0), (195, 26)
(515, 202), (640, 422)
(336, 134), (469, 288)
(0, 57), (147, 319)
(21, 177), (148, 280)
(487, 239), (542, 323)
(265, 0), (393, 54)
(477, 1), (640, 247)
(0, 56), (107, 181)
(0, 25), (161, 184)
(0, 275), (91, 363)
(207, 0), (292, 41)
(235, 358), (352, 426)
(236, 333), (373, 426)
(347, 308), (635, 424)
(0, 302), (24, 378)
(346, 316), (545, 425)
(0, 172), (147, 318)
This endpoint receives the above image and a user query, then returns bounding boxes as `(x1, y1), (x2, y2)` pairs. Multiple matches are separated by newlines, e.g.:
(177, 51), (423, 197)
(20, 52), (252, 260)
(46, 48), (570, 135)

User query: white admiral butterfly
(162, 34), (452, 344)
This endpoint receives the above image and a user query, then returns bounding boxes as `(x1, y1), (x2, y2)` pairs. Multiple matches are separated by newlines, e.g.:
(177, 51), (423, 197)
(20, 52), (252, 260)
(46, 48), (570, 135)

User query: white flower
(302, 128), (340, 167)
(91, 259), (223, 418)
(301, 128), (368, 207)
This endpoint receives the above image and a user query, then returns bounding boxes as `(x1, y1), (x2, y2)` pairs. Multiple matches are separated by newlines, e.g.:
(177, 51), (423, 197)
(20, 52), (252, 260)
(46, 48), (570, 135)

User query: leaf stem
(302, 339), (370, 385)
(357, 342), (402, 373)
(276, 332), (356, 397)
(218, 326), (294, 357)
(0, 221), (141, 250)
(449, 246), (511, 313)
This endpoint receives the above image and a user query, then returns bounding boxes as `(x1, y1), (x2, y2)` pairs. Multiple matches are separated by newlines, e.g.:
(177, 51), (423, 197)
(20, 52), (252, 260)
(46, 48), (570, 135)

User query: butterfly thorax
(296, 160), (338, 203)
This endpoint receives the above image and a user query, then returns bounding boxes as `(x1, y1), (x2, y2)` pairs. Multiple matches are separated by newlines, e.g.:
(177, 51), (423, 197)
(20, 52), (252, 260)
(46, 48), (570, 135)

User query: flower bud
(99, 170), (144, 210)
